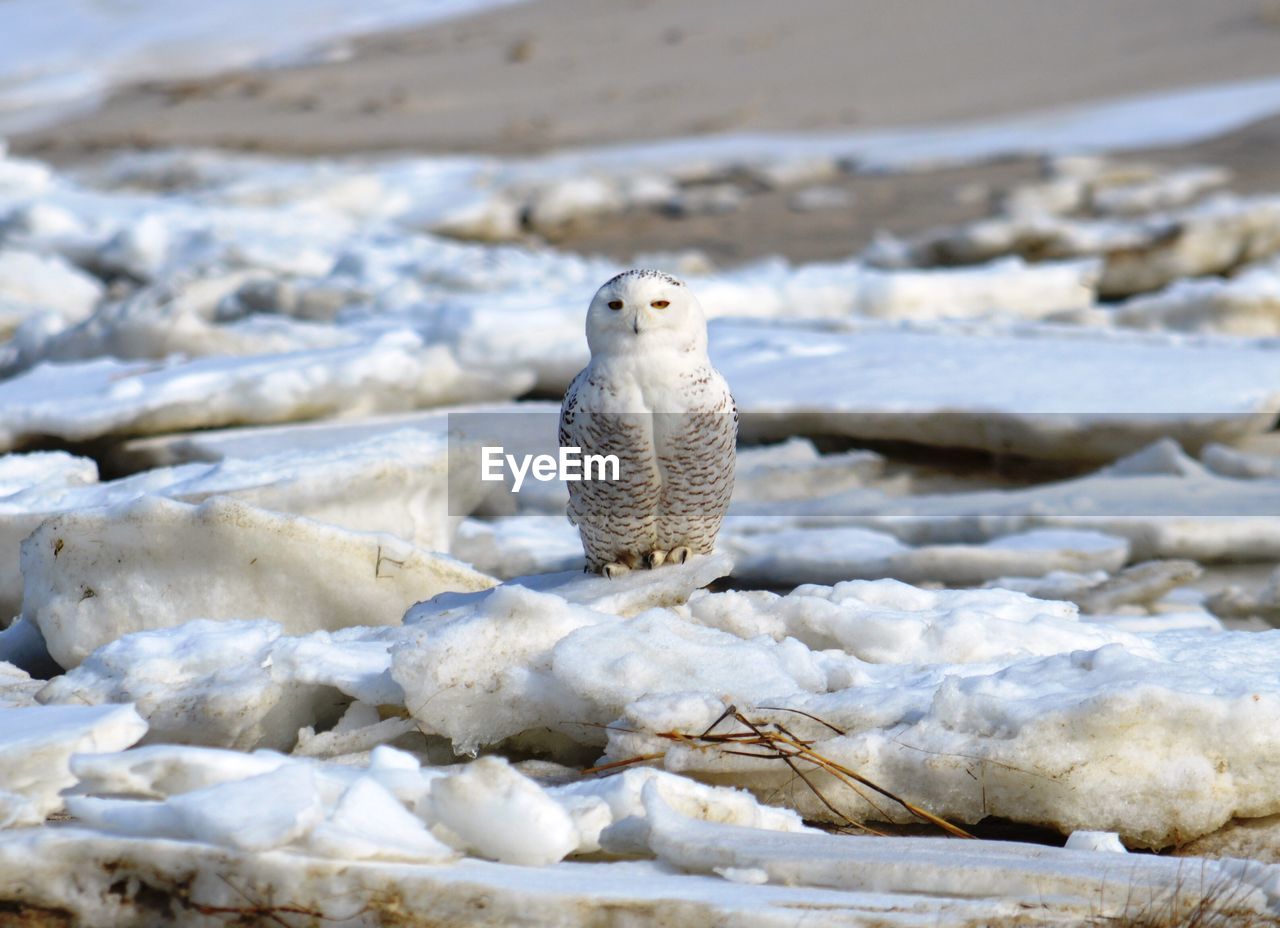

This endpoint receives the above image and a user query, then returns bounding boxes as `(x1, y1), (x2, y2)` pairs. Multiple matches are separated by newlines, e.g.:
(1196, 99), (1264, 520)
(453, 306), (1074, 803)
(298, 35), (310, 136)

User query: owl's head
(585, 269), (707, 357)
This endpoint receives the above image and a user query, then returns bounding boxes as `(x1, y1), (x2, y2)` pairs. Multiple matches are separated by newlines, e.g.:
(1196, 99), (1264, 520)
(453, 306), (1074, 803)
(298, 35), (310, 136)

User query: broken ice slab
(873, 192), (1280, 298)
(0, 331), (534, 452)
(0, 703), (146, 826)
(732, 441), (1280, 563)
(0, 430), (493, 622)
(713, 319), (1280, 461)
(20, 495), (493, 669)
(722, 526), (1129, 587)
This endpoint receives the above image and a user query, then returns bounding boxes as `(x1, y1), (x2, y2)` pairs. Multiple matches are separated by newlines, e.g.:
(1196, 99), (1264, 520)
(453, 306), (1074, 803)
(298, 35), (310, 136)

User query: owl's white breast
(575, 346), (720, 415)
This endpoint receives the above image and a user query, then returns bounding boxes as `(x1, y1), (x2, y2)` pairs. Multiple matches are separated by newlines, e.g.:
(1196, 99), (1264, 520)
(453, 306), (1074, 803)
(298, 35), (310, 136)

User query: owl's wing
(559, 367), (587, 451)
(559, 368), (588, 526)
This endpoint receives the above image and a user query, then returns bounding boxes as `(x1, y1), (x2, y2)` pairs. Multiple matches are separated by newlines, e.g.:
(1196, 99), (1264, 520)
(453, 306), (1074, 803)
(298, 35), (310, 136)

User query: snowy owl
(559, 269), (737, 577)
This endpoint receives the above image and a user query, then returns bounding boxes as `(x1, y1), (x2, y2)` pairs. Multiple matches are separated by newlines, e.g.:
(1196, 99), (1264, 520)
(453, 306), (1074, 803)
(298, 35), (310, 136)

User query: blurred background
(5, 0), (1280, 262)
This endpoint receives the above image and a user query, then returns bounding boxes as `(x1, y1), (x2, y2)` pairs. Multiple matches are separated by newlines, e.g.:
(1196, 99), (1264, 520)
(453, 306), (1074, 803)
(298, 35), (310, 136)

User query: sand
(11, 0), (1280, 264)
(14, 0), (1280, 158)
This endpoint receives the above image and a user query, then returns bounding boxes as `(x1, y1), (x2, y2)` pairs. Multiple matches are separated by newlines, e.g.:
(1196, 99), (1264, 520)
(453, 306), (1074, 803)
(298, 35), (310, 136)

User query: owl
(559, 269), (737, 577)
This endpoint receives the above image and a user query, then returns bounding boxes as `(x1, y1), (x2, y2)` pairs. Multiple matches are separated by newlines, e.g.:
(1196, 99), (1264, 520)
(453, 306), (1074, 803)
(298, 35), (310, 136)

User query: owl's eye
(608, 300), (623, 310)
(650, 300), (670, 309)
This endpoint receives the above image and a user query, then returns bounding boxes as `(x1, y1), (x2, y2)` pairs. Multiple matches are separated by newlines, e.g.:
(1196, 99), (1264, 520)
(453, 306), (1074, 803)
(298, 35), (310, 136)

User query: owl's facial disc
(586, 269), (707, 356)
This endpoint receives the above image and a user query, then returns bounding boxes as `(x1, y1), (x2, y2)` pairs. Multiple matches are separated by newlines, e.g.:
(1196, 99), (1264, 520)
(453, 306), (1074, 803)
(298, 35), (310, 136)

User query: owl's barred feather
(559, 270), (737, 575)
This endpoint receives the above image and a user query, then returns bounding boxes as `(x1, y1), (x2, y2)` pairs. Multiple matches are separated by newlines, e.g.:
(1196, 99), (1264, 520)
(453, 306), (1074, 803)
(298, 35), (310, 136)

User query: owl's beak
(632, 316), (641, 334)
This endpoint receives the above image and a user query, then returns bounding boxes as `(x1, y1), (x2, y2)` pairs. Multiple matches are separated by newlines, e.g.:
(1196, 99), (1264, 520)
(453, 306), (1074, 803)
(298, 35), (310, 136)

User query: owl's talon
(644, 550), (668, 569)
(670, 546), (692, 565)
(602, 562), (630, 580)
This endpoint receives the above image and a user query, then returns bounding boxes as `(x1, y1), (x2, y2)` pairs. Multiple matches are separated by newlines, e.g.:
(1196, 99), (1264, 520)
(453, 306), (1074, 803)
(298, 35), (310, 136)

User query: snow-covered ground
(4, 76), (1280, 924)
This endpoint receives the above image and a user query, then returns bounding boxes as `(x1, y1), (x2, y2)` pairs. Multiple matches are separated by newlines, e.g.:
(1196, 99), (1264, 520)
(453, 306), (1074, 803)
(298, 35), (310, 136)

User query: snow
(250, 560), (1275, 848)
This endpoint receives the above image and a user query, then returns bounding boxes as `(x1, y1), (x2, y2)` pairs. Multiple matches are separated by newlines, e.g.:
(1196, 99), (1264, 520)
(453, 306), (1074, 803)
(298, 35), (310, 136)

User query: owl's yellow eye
(650, 300), (670, 309)
(608, 300), (623, 310)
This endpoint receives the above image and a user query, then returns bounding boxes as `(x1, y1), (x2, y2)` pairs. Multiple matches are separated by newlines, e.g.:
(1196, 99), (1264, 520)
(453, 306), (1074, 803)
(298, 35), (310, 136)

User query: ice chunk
(1114, 266), (1280, 336)
(0, 249), (102, 335)
(0, 819), (1116, 921)
(428, 757), (579, 866)
(1064, 831), (1127, 853)
(0, 331), (534, 451)
(451, 516), (585, 578)
(5, 271), (359, 374)
(38, 619), (408, 750)
(610, 628), (1280, 848)
(1202, 441), (1280, 480)
(0, 432), (489, 622)
(39, 620), (337, 750)
(750, 443), (1280, 562)
(70, 763), (328, 851)
(722, 526), (1129, 587)
(112, 400), (559, 469)
(307, 775), (456, 862)
(550, 767), (809, 855)
(985, 560), (1206, 615)
(393, 584), (613, 754)
(0, 704), (146, 826)
(69, 744), (289, 799)
(640, 781), (1267, 918)
(684, 578), (1133, 665)
(0, 661), (40, 708)
(732, 439), (883, 503)
(21, 495), (493, 669)
(882, 193), (1280, 298)
(713, 319), (1280, 461)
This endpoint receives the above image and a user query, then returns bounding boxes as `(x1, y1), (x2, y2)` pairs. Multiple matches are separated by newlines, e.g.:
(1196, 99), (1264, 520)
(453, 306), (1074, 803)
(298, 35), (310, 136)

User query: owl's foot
(669, 546), (692, 565)
(602, 562), (631, 580)
(644, 550), (668, 569)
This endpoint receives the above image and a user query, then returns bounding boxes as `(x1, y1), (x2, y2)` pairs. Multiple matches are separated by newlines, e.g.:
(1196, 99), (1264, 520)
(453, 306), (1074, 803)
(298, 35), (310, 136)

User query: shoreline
(12, 0), (1280, 161)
